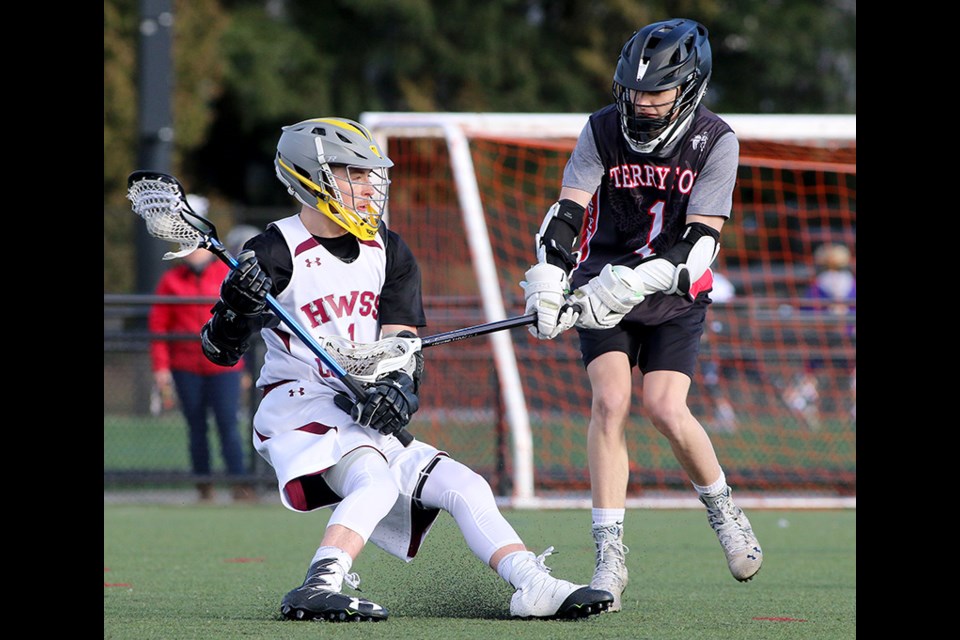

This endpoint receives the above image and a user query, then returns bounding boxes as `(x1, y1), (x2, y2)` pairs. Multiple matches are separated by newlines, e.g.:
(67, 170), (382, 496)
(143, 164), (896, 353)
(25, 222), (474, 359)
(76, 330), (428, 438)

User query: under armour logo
(305, 257), (322, 268)
(289, 387), (305, 397)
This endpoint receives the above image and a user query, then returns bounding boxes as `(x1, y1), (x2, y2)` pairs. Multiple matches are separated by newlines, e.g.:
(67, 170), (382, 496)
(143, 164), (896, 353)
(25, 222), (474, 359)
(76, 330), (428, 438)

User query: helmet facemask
(613, 77), (706, 153)
(316, 162), (390, 239)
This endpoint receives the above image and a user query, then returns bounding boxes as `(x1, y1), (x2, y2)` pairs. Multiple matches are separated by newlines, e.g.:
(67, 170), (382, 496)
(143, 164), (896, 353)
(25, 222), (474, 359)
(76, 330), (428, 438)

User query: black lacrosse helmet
(612, 18), (712, 155)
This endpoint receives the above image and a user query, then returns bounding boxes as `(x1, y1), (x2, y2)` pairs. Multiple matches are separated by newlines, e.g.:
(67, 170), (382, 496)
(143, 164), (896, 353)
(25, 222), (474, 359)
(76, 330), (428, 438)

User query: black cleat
(280, 558), (388, 622)
(552, 586), (615, 619)
(280, 589), (388, 622)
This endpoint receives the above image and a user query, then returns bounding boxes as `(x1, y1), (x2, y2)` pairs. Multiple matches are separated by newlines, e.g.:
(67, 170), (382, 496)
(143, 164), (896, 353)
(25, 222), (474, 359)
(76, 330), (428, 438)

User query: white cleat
(700, 487), (763, 582)
(590, 524), (629, 612)
(509, 547), (614, 619)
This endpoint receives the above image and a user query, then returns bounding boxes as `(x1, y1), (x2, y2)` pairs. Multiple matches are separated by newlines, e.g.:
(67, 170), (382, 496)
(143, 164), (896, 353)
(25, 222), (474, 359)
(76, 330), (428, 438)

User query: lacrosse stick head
(127, 170), (221, 260)
(319, 334), (422, 384)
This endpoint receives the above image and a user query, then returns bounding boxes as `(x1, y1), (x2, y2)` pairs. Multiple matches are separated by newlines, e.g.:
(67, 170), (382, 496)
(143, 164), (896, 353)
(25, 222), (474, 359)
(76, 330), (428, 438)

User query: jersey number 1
(633, 200), (664, 258)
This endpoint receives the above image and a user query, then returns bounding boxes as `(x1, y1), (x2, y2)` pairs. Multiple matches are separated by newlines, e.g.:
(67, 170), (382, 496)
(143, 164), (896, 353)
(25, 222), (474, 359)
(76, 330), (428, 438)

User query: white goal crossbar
(363, 111), (856, 141)
(361, 112), (856, 508)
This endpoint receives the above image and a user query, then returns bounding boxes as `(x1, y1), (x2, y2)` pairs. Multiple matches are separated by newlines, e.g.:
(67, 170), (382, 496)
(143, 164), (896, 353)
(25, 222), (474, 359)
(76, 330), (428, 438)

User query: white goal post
(360, 112), (856, 509)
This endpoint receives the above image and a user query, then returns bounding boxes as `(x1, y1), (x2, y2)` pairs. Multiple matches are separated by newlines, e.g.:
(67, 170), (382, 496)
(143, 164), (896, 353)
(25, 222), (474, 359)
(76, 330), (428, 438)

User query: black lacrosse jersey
(570, 105), (734, 325)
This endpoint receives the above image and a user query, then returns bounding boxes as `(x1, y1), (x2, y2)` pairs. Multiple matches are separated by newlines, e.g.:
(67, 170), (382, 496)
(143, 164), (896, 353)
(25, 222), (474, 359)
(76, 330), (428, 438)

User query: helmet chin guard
(275, 118), (393, 240)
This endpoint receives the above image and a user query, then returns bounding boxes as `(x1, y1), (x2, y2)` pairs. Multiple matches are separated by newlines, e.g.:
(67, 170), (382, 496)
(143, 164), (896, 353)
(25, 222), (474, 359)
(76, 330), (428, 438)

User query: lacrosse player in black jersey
(521, 19), (763, 611)
(200, 117), (613, 622)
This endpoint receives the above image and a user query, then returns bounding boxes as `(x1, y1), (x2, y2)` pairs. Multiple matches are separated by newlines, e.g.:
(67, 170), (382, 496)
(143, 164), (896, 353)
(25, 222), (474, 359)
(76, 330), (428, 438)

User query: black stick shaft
(421, 313), (536, 348)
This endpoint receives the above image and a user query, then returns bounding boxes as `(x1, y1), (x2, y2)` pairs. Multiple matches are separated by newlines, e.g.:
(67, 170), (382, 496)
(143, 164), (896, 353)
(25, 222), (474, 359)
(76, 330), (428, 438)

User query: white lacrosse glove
(567, 264), (646, 330)
(632, 222), (722, 300)
(520, 263), (580, 339)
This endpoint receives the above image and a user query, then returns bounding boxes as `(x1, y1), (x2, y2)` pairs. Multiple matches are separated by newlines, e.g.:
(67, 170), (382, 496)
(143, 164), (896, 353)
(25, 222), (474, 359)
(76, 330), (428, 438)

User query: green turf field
(104, 504), (855, 639)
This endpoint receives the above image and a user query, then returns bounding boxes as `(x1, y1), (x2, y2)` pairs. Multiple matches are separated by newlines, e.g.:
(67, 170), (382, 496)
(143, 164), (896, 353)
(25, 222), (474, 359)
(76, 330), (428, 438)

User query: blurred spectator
(148, 246), (255, 503)
(782, 243), (856, 429)
(808, 243), (856, 316)
(225, 224), (263, 256)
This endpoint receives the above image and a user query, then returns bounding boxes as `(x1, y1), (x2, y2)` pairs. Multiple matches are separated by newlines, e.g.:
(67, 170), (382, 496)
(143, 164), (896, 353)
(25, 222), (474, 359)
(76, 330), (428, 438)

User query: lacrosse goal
(361, 112), (856, 508)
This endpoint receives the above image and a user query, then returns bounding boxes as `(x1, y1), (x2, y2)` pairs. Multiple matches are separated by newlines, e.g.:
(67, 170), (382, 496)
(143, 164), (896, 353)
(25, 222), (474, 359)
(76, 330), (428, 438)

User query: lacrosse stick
(319, 313), (537, 394)
(320, 334), (422, 383)
(127, 170), (414, 446)
(421, 313), (536, 348)
(319, 313), (538, 379)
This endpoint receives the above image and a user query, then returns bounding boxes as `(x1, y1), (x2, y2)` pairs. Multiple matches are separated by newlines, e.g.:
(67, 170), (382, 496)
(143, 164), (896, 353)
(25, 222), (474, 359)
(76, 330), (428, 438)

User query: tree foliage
(104, 0), (138, 201)
(104, 0), (855, 291)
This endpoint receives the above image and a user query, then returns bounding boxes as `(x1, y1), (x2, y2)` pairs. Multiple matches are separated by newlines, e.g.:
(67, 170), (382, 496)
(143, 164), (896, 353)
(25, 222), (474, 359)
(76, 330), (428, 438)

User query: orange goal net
(363, 113), (855, 503)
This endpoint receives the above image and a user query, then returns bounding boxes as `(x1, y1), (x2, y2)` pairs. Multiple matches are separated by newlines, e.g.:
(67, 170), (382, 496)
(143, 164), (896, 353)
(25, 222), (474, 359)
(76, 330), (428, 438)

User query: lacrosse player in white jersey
(200, 118), (614, 623)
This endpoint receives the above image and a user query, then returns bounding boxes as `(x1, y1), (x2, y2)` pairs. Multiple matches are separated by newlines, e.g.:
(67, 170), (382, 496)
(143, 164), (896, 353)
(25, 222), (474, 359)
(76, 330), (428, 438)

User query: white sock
(592, 508), (625, 528)
(496, 550), (536, 588)
(311, 545), (352, 571)
(693, 471), (727, 497)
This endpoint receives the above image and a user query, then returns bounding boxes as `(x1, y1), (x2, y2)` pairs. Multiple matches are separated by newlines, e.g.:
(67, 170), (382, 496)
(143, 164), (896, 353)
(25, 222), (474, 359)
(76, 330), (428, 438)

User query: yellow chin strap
(278, 157), (380, 241)
(319, 199), (380, 242)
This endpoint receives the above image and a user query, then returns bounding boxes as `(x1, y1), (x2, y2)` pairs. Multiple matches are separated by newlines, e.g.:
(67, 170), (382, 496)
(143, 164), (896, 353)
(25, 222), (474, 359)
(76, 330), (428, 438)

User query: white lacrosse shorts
(253, 378), (447, 561)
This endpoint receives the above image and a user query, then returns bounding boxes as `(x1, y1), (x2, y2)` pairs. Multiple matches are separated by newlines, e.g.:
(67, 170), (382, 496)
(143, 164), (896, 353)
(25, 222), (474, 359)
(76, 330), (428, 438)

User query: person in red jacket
(148, 247), (252, 502)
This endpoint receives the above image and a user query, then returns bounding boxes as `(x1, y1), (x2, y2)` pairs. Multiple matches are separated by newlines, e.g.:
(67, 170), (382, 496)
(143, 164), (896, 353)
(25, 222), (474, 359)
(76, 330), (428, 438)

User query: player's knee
(646, 401), (692, 438)
(324, 447), (398, 502)
(456, 468), (496, 505)
(592, 390), (631, 426)
(324, 450), (399, 541)
(423, 459), (495, 514)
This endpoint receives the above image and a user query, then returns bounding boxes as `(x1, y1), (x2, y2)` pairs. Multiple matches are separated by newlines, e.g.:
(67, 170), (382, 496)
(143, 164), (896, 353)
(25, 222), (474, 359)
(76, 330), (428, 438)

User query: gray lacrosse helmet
(612, 18), (712, 155)
(274, 118), (393, 240)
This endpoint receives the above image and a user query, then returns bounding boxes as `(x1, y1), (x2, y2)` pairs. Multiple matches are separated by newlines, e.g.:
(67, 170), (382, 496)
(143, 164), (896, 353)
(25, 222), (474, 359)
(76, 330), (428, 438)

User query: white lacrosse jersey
(245, 214), (442, 560)
(257, 214), (386, 394)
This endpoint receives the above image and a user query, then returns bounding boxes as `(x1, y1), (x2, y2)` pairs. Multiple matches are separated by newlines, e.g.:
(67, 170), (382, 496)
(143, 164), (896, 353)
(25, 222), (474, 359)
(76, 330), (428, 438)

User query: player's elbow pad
(535, 199), (585, 272)
(633, 222), (720, 298)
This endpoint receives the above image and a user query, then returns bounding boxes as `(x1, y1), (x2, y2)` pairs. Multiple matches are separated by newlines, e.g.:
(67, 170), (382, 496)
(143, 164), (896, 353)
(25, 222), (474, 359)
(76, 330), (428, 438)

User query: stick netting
(127, 178), (202, 259)
(319, 335), (421, 384)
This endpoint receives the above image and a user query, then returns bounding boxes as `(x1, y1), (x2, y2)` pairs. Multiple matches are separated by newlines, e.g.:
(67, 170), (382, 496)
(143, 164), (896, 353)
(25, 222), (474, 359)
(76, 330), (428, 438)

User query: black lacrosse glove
(200, 305), (250, 367)
(221, 250), (272, 316)
(334, 370), (420, 437)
